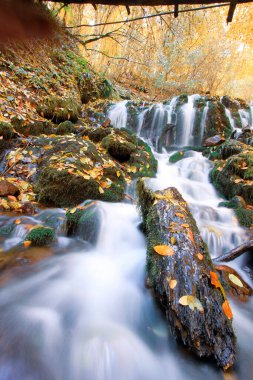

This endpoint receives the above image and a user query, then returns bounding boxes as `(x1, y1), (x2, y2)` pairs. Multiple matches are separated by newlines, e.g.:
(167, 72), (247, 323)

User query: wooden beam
(174, 4), (179, 17)
(227, 1), (237, 22)
(46, 0), (253, 6)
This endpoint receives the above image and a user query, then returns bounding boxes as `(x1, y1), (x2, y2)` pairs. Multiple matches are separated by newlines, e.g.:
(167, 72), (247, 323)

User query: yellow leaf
(179, 295), (204, 312)
(169, 279), (177, 289)
(154, 245), (175, 256)
(170, 236), (176, 245)
(181, 223), (189, 228)
(228, 274), (243, 288)
(99, 186), (104, 194)
(175, 212), (184, 218)
(70, 207), (77, 214)
(116, 170), (121, 178)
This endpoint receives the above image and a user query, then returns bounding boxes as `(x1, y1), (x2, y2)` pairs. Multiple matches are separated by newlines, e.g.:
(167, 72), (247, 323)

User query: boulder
(0, 180), (20, 196)
(203, 135), (225, 147)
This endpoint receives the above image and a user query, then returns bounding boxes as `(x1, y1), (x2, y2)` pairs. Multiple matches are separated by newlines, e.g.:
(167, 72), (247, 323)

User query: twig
(213, 240), (253, 263)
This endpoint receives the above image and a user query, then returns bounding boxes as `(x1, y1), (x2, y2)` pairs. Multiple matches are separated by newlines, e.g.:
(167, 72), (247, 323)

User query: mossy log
(137, 179), (236, 369)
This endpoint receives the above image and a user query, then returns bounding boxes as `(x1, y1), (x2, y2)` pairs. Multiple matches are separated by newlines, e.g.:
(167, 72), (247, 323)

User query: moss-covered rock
(25, 226), (55, 246)
(0, 122), (14, 140)
(66, 201), (103, 244)
(102, 135), (136, 162)
(37, 96), (81, 123)
(86, 126), (112, 143)
(204, 101), (232, 139)
(211, 149), (253, 205)
(169, 151), (185, 163)
(56, 121), (77, 135)
(11, 118), (54, 136)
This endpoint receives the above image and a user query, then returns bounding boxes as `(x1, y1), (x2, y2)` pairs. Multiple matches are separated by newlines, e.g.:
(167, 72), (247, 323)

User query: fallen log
(137, 179), (236, 369)
(213, 240), (253, 263)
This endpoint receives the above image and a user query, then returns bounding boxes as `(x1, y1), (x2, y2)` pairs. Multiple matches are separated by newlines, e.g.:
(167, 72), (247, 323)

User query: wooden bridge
(47, 0), (253, 22)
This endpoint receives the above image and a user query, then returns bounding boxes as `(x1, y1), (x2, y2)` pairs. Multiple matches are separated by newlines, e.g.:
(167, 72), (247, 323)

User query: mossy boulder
(25, 226), (55, 247)
(102, 135), (136, 162)
(37, 96), (81, 123)
(169, 151), (185, 163)
(205, 101), (232, 139)
(56, 121), (77, 135)
(11, 119), (54, 137)
(66, 201), (103, 244)
(85, 126), (112, 143)
(207, 140), (247, 161)
(34, 137), (126, 207)
(0, 122), (14, 140)
(211, 149), (253, 205)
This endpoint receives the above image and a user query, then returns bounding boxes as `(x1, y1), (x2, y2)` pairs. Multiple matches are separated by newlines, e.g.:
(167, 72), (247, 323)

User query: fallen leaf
(228, 274), (243, 288)
(181, 223), (189, 228)
(175, 212), (184, 218)
(23, 240), (31, 247)
(170, 236), (176, 245)
(188, 230), (194, 243)
(222, 300), (233, 320)
(210, 271), (221, 288)
(169, 279), (177, 289)
(15, 219), (21, 225)
(99, 186), (104, 194)
(7, 195), (17, 202)
(70, 207), (77, 214)
(179, 295), (204, 312)
(154, 245), (175, 256)
(197, 253), (204, 261)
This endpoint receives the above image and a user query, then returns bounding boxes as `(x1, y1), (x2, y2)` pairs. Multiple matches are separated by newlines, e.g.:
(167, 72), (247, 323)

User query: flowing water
(0, 97), (252, 380)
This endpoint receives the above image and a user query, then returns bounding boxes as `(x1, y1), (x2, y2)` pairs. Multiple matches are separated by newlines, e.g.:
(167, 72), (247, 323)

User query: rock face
(204, 101), (232, 139)
(137, 180), (236, 369)
(0, 180), (20, 196)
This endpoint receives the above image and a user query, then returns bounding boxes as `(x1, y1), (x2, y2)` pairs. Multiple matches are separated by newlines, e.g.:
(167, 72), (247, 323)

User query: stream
(0, 97), (252, 379)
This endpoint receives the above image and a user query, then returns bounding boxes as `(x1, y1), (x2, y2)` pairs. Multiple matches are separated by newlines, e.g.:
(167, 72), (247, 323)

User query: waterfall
(108, 100), (128, 129)
(0, 99), (252, 380)
(199, 101), (209, 143)
(239, 108), (251, 128)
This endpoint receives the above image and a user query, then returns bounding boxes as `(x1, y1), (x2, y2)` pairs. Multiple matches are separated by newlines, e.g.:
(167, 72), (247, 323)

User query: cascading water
(0, 98), (252, 380)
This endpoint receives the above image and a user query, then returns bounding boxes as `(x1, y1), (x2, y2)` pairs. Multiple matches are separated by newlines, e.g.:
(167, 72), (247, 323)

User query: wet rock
(21, 202), (38, 215)
(0, 180), (20, 196)
(137, 179), (236, 369)
(0, 122), (14, 140)
(203, 135), (225, 147)
(11, 119), (54, 136)
(102, 135), (136, 162)
(66, 201), (103, 244)
(211, 148), (253, 206)
(169, 151), (185, 163)
(25, 226), (56, 247)
(55, 121), (77, 135)
(204, 101), (232, 139)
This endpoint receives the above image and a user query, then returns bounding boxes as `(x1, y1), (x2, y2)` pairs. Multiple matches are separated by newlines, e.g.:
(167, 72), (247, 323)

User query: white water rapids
(0, 98), (252, 380)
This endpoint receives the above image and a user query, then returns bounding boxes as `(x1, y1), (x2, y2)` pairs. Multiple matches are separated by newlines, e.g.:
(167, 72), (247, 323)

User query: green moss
(0, 122), (14, 139)
(25, 227), (55, 246)
(169, 151), (185, 163)
(37, 96), (81, 123)
(56, 121), (76, 135)
(102, 135), (136, 162)
(86, 127), (112, 143)
(99, 79), (113, 99)
(218, 198), (253, 228)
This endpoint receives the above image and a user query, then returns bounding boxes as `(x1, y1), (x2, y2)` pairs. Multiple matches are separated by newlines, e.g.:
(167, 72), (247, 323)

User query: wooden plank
(47, 0), (253, 6)
(227, 1), (237, 22)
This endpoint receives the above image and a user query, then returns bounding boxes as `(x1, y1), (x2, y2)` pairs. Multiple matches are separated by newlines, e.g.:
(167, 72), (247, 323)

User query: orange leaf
(182, 223), (189, 228)
(222, 300), (233, 320)
(23, 240), (31, 247)
(175, 212), (184, 218)
(15, 219), (21, 225)
(210, 271), (221, 288)
(154, 245), (175, 256)
(169, 279), (177, 289)
(188, 230), (194, 243)
(197, 253), (203, 261)
(7, 195), (17, 202)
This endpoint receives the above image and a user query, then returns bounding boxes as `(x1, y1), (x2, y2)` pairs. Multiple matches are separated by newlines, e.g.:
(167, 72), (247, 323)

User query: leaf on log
(228, 274), (243, 288)
(222, 300), (233, 320)
(175, 212), (184, 218)
(169, 279), (177, 289)
(197, 253), (203, 260)
(210, 271), (221, 288)
(179, 295), (204, 312)
(171, 236), (176, 245)
(181, 223), (189, 228)
(154, 245), (175, 256)
(23, 240), (31, 247)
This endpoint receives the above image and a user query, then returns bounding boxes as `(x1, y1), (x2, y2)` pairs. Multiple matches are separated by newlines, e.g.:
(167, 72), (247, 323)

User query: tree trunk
(137, 179), (236, 369)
